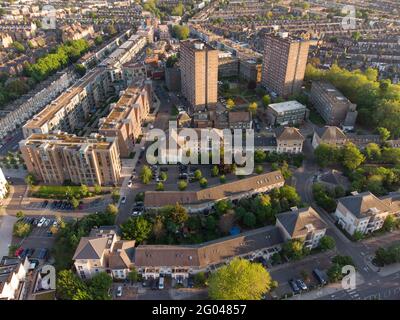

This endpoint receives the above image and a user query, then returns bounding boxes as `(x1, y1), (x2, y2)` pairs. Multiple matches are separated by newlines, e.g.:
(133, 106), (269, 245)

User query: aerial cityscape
(0, 0), (400, 304)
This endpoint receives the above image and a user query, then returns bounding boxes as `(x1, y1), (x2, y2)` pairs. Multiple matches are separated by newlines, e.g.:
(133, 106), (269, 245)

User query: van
(158, 276), (164, 290)
(313, 268), (327, 285)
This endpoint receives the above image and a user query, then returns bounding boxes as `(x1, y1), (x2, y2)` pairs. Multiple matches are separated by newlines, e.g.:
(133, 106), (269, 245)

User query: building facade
(261, 33), (310, 98)
(310, 81), (357, 127)
(267, 100), (307, 126)
(180, 40), (218, 112)
(20, 132), (121, 186)
(99, 79), (152, 158)
(275, 126), (305, 154)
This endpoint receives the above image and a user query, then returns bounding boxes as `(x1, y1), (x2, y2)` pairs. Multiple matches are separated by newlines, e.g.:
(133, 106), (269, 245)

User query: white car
(131, 210), (142, 216)
(116, 286), (123, 297)
(37, 217), (46, 228)
(44, 219), (51, 227)
(121, 196), (126, 204)
(127, 181), (132, 188)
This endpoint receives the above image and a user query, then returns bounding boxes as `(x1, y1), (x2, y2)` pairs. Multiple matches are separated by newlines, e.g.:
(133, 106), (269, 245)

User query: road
(0, 129), (23, 156)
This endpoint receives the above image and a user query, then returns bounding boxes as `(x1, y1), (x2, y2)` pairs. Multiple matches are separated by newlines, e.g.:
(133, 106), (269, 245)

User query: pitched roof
(134, 226), (283, 268)
(228, 111), (251, 123)
(380, 192), (400, 214)
(338, 191), (391, 219)
(315, 126), (346, 141)
(108, 240), (136, 270)
(276, 207), (327, 238)
(275, 126), (305, 141)
(320, 169), (350, 189)
(144, 171), (284, 207)
(72, 237), (109, 260)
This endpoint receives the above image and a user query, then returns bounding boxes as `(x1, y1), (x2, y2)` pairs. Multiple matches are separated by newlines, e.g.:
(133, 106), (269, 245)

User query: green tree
(13, 221), (31, 237)
(140, 165), (153, 184)
(282, 239), (304, 260)
(377, 127), (391, 142)
(314, 143), (339, 167)
(215, 199), (232, 215)
(351, 31), (361, 41)
(94, 35), (103, 45)
(255, 165), (264, 174)
(70, 197), (80, 209)
(226, 98), (235, 110)
(16, 211), (24, 219)
(94, 184), (102, 195)
(80, 184), (89, 197)
(248, 102), (258, 115)
(319, 236), (336, 251)
(254, 150), (266, 163)
(89, 272), (113, 300)
(156, 182), (164, 191)
(111, 189), (120, 203)
(25, 173), (36, 186)
(262, 94), (271, 107)
(127, 269), (138, 284)
(219, 175), (226, 183)
(211, 165), (219, 177)
(105, 203), (118, 215)
(159, 171), (168, 181)
(57, 270), (90, 300)
(199, 177), (208, 188)
(74, 63), (86, 77)
(171, 2), (184, 16)
(167, 203), (189, 225)
(364, 143), (381, 161)
(194, 271), (207, 288)
(178, 180), (187, 191)
(353, 230), (364, 241)
(194, 169), (202, 180)
(172, 25), (190, 40)
(208, 258), (273, 300)
(341, 143), (365, 171)
(382, 215), (398, 232)
(243, 212), (256, 228)
(120, 217), (152, 243)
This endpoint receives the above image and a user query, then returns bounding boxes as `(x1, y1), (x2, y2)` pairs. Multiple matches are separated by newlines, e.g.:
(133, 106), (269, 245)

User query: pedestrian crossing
(346, 288), (361, 300)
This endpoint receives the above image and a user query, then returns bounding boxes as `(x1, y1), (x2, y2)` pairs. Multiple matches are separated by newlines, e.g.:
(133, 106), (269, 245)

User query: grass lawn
(308, 109), (326, 126)
(32, 185), (83, 199)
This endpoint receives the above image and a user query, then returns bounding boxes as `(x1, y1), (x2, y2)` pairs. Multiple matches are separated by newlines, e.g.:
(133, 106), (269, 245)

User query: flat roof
(268, 100), (306, 113)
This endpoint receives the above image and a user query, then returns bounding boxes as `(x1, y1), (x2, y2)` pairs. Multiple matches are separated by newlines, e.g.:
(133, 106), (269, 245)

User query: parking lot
(269, 251), (335, 299)
(13, 215), (66, 262)
(24, 198), (107, 212)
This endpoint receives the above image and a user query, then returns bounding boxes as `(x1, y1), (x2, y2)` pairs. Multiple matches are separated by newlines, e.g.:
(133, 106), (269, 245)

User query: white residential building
(335, 191), (400, 235)
(0, 257), (30, 300)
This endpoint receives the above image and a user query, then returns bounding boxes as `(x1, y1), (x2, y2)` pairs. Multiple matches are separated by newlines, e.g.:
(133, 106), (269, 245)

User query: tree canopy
(208, 258), (273, 300)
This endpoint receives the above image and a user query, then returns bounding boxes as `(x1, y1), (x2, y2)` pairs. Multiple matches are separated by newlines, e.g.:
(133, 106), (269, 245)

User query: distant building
(275, 126), (305, 154)
(276, 206), (327, 249)
(180, 40), (218, 112)
(239, 59), (262, 84)
(20, 132), (121, 186)
(261, 33), (310, 97)
(165, 65), (181, 92)
(267, 100), (307, 126)
(310, 81), (357, 128)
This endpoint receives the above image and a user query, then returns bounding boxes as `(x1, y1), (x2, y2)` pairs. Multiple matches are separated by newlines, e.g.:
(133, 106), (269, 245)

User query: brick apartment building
(98, 79), (152, 158)
(261, 32), (310, 98)
(20, 132), (121, 186)
(180, 40), (218, 112)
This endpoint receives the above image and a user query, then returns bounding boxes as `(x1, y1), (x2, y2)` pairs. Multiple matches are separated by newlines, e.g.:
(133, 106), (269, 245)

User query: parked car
(296, 279), (308, 291)
(289, 279), (300, 294)
(121, 196), (126, 204)
(158, 276), (165, 290)
(44, 219), (51, 227)
(313, 268), (327, 285)
(127, 181), (132, 188)
(135, 201), (144, 208)
(116, 286), (123, 297)
(37, 217), (46, 227)
(15, 247), (24, 257)
(187, 278), (194, 288)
